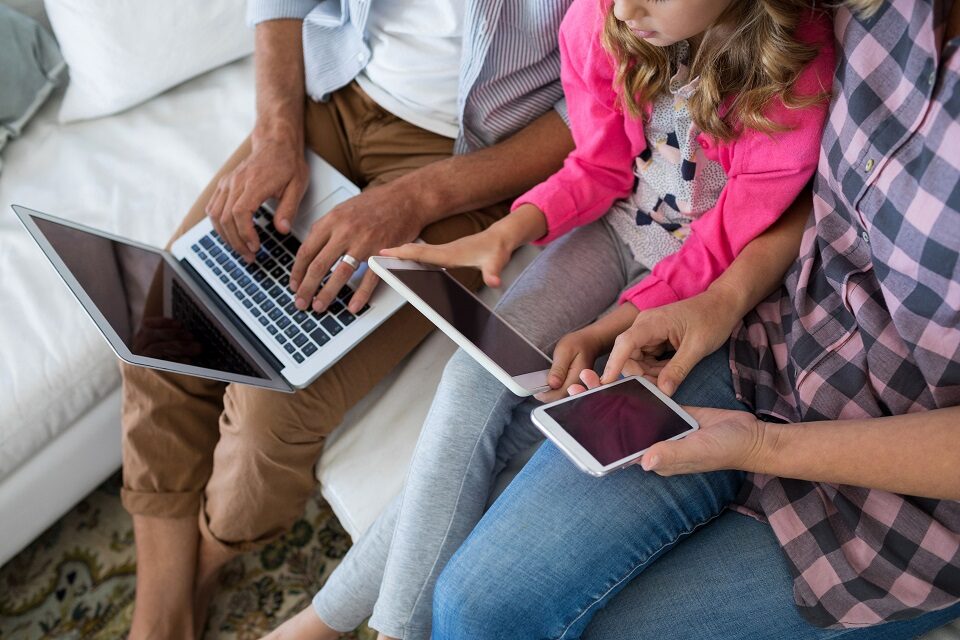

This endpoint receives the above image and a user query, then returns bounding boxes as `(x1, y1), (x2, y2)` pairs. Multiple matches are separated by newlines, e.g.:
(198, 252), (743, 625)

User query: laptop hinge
(179, 258), (288, 376)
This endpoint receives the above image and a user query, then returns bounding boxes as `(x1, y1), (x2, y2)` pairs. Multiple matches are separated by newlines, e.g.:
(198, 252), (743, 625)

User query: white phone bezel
(530, 376), (699, 477)
(368, 256), (551, 396)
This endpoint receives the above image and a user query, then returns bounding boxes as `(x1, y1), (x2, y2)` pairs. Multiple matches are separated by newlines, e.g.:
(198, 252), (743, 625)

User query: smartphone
(368, 256), (552, 396)
(531, 376), (699, 477)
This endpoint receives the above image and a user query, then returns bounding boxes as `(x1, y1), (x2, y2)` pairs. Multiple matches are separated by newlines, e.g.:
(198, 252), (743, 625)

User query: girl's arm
(600, 186), (811, 390)
(513, 0), (644, 244)
(620, 15), (835, 313)
(380, 204), (547, 287)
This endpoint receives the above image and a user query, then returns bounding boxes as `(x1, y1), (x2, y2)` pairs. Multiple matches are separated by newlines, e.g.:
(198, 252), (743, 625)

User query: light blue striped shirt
(247, 0), (570, 153)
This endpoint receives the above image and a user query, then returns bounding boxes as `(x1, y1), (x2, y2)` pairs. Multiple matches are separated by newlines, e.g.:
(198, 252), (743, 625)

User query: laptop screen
(30, 215), (271, 380)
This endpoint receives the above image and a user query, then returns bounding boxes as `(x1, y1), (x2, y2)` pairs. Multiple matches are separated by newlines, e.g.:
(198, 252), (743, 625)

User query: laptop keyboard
(170, 280), (258, 376)
(189, 207), (369, 365)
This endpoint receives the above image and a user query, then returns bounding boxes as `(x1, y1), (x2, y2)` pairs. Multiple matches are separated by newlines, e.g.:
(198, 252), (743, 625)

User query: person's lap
(432, 345), (960, 639)
(582, 508), (960, 640)
(120, 84), (506, 550)
(432, 346), (749, 639)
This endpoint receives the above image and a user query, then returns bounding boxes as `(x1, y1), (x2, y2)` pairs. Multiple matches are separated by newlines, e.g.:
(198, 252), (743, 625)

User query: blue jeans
(433, 346), (748, 639)
(431, 347), (960, 639)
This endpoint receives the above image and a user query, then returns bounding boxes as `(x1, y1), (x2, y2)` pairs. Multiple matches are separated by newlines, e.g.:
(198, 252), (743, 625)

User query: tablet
(531, 376), (699, 476)
(368, 256), (552, 396)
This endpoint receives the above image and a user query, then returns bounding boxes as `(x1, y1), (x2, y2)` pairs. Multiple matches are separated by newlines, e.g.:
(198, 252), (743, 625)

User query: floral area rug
(0, 473), (376, 640)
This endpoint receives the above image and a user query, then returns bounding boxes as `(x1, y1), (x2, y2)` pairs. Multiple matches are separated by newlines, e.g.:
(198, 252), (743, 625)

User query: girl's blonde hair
(602, 0), (827, 142)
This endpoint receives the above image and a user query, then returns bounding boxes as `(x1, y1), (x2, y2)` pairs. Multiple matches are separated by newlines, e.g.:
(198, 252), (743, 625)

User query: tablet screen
(389, 268), (551, 376)
(543, 379), (692, 465)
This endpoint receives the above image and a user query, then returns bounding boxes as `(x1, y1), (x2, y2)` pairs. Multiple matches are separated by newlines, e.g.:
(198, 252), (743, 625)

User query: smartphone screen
(388, 268), (551, 376)
(543, 379), (694, 466)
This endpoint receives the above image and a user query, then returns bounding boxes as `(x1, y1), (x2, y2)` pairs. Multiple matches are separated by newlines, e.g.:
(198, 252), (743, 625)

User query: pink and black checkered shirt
(729, 0), (960, 629)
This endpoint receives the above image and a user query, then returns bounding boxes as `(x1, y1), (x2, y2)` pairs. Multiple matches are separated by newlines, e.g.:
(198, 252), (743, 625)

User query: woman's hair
(844, 0), (883, 16)
(602, 0), (827, 141)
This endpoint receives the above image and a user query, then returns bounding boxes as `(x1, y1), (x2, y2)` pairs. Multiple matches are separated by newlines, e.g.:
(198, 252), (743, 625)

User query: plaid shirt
(730, 0), (960, 629)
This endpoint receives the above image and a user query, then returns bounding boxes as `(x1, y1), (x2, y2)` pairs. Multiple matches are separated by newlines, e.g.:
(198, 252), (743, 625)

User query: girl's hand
(601, 285), (743, 395)
(639, 407), (767, 476)
(535, 326), (608, 403)
(380, 204), (548, 288)
(381, 228), (512, 287)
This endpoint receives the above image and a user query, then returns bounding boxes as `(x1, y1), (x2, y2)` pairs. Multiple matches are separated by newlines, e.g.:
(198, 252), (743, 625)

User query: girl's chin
(641, 35), (675, 48)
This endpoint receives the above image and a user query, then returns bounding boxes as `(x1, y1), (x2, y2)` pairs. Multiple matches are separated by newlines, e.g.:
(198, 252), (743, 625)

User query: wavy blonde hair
(844, 0), (883, 16)
(602, 0), (828, 141)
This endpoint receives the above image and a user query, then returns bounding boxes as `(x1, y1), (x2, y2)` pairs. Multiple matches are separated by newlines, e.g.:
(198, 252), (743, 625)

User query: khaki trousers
(120, 83), (507, 552)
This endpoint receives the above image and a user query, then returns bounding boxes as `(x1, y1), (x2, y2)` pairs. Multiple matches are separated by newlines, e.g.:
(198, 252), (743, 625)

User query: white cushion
(0, 56), (255, 482)
(318, 245), (541, 539)
(44, 0), (253, 122)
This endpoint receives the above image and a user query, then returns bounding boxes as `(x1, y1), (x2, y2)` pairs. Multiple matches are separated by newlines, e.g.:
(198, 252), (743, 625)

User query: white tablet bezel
(530, 376), (699, 477)
(368, 256), (551, 396)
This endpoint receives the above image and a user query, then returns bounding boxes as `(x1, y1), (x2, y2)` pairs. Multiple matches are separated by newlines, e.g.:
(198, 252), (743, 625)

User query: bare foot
(128, 515), (198, 640)
(193, 534), (239, 638)
(261, 606), (341, 640)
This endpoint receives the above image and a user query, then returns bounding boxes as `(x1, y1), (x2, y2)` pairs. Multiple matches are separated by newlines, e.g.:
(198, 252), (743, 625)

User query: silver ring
(340, 254), (361, 271)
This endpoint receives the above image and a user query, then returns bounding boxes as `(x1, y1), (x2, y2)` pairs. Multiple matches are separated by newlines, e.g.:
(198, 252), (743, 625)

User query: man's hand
(206, 131), (309, 264)
(289, 181), (426, 314)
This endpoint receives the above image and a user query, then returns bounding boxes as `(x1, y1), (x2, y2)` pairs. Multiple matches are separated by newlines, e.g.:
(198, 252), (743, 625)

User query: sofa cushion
(0, 5), (65, 168)
(0, 57), (256, 482)
(45, 0), (253, 122)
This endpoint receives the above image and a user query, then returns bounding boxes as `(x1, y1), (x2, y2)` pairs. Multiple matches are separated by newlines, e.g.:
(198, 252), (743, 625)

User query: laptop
(11, 152), (406, 392)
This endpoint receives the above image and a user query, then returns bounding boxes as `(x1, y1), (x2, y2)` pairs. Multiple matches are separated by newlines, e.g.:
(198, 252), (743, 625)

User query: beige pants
(120, 83), (507, 552)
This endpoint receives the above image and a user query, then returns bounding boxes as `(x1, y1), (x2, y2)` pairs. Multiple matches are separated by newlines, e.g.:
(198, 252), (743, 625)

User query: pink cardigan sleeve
(512, 0), (646, 244)
(621, 15), (836, 311)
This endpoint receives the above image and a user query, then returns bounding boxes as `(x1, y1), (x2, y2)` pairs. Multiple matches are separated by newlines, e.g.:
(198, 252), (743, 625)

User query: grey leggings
(312, 219), (647, 639)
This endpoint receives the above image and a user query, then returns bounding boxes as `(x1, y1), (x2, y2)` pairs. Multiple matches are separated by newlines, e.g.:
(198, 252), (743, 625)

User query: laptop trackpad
(291, 187), (355, 238)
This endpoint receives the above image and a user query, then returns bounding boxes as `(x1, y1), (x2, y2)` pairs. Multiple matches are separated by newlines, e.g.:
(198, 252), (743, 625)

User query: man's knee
(221, 384), (332, 451)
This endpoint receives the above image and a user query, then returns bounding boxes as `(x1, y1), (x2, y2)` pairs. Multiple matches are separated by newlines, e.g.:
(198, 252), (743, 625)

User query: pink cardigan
(515, 0), (835, 311)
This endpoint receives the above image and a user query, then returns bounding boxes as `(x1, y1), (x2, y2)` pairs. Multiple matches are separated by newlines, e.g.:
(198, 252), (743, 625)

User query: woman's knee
(433, 548), (541, 640)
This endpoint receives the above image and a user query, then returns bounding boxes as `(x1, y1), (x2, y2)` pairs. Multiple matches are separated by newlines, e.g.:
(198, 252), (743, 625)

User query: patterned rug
(0, 472), (376, 640)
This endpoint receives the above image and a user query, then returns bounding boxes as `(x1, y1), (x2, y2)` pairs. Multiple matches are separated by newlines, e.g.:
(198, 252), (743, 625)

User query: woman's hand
(380, 204), (548, 288)
(639, 407), (767, 476)
(565, 370), (769, 476)
(601, 284), (744, 395)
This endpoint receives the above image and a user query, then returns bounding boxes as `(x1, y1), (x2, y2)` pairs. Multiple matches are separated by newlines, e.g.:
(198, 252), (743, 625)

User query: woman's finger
(601, 313), (669, 384)
(579, 368), (602, 389)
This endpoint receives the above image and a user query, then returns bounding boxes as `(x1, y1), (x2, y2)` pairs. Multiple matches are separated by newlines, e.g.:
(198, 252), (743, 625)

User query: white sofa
(0, 48), (538, 564)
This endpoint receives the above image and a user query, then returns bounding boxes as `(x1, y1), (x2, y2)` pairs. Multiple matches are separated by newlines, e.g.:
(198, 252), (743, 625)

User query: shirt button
(929, 70), (937, 86)
(865, 158), (875, 172)
(861, 230), (870, 243)
(356, 53), (365, 62)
